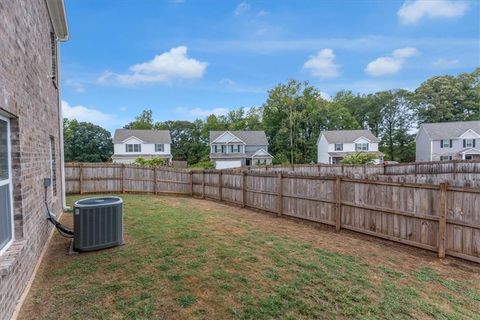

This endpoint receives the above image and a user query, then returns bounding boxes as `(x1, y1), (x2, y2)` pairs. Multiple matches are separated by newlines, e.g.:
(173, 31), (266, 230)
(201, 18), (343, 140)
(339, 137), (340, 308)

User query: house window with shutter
(125, 144), (141, 152)
(441, 139), (452, 148)
(334, 143), (343, 151)
(155, 144), (164, 152)
(464, 139), (475, 148)
(440, 155), (452, 161)
(355, 143), (369, 151)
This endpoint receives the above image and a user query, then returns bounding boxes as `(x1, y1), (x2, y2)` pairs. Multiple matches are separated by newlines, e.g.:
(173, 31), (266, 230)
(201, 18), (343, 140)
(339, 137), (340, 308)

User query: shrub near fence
(65, 163), (480, 264)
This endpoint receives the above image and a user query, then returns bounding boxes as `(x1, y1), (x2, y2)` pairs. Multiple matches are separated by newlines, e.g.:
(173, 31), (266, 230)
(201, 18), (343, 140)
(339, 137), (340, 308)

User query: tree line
(64, 68), (479, 165)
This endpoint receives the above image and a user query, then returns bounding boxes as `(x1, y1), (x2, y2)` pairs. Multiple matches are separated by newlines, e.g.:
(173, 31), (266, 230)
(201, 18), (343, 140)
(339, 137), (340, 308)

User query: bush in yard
(341, 152), (377, 165)
(188, 161), (214, 170)
(134, 157), (167, 167)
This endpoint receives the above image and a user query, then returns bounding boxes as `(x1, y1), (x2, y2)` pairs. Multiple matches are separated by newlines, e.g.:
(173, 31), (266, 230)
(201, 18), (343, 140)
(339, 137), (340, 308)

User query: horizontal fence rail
(65, 163), (480, 264)
(248, 160), (480, 187)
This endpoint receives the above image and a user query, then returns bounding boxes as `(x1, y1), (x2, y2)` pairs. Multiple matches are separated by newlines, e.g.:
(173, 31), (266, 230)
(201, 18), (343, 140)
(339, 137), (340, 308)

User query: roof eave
(46, 0), (69, 41)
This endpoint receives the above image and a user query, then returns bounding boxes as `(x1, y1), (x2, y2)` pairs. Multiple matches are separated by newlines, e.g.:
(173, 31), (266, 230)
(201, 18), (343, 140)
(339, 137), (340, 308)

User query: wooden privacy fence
(250, 160), (480, 187)
(65, 163), (480, 264)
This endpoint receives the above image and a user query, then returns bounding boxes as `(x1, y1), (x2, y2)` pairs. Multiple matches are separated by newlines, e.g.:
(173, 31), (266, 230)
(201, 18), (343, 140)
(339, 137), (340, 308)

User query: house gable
(353, 136), (372, 144)
(212, 131), (245, 144)
(459, 129), (480, 139)
(252, 148), (273, 158)
(121, 136), (145, 145)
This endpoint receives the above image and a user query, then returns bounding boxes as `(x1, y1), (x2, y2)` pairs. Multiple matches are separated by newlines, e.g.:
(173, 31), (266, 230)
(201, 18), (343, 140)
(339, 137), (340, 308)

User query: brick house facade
(0, 1), (68, 318)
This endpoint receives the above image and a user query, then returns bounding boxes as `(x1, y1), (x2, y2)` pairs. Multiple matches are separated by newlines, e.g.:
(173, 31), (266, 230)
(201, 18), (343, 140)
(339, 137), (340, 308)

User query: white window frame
(441, 139), (451, 148)
(440, 155), (452, 161)
(0, 115), (14, 255)
(355, 143), (369, 151)
(465, 139), (474, 148)
(334, 143), (343, 151)
(155, 144), (164, 152)
(125, 144), (141, 153)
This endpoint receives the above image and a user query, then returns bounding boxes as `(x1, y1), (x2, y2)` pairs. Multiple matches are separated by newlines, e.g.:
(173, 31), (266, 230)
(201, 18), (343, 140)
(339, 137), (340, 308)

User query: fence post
(277, 172), (283, 217)
(335, 176), (342, 232)
(153, 167), (157, 195)
(242, 171), (247, 207)
(202, 170), (205, 199)
(438, 182), (447, 259)
(219, 171), (223, 201)
(190, 171), (194, 196)
(79, 163), (84, 195)
(121, 164), (125, 194)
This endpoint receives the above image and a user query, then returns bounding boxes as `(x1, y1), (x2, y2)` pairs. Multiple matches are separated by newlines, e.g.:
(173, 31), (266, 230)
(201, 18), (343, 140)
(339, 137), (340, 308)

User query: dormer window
(334, 143), (343, 151)
(126, 144), (141, 152)
(355, 143), (369, 151)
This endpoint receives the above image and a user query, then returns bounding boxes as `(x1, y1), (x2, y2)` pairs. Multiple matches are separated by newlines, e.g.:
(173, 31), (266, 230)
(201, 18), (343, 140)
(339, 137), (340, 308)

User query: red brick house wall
(0, 1), (66, 318)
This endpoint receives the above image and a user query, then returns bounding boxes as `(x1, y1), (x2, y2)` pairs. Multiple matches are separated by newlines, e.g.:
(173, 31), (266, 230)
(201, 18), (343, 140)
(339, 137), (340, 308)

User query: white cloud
(303, 49), (341, 79)
(219, 78), (235, 86)
(175, 107), (229, 118)
(398, 0), (469, 24)
(65, 79), (86, 93)
(234, 2), (250, 15)
(62, 100), (114, 125)
(365, 47), (419, 76)
(257, 10), (268, 17)
(392, 47), (419, 58)
(432, 58), (459, 68)
(99, 46), (207, 85)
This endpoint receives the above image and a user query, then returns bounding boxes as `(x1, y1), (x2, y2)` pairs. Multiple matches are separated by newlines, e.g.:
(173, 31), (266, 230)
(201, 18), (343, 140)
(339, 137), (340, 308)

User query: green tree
(375, 90), (416, 162)
(124, 109), (155, 129)
(413, 68), (480, 123)
(263, 80), (359, 164)
(155, 120), (208, 164)
(64, 119), (113, 162)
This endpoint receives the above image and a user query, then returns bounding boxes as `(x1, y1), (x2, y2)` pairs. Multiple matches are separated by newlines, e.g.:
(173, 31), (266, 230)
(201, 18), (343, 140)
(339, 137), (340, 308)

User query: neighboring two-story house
(416, 121), (480, 162)
(209, 131), (273, 169)
(317, 130), (383, 164)
(0, 1), (68, 318)
(112, 129), (172, 164)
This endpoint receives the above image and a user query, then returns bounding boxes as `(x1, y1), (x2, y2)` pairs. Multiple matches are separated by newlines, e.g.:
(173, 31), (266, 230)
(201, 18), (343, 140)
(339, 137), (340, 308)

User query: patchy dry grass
(19, 194), (480, 320)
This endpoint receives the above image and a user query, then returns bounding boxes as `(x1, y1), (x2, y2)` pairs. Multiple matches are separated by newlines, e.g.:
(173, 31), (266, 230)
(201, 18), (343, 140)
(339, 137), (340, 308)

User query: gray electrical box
(73, 196), (124, 252)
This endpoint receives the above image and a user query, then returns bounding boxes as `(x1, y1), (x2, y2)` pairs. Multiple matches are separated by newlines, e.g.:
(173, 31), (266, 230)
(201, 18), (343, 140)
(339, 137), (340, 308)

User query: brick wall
(0, 1), (64, 318)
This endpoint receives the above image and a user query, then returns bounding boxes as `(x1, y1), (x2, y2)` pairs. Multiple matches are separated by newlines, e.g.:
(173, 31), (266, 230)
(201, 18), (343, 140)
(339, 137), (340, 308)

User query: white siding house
(112, 129), (172, 164)
(209, 131), (273, 169)
(317, 130), (383, 164)
(416, 121), (480, 161)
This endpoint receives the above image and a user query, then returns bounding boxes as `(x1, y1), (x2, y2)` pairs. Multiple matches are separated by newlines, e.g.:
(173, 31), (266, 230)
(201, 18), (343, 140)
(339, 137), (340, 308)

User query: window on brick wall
(50, 32), (58, 86)
(49, 136), (57, 196)
(0, 116), (14, 254)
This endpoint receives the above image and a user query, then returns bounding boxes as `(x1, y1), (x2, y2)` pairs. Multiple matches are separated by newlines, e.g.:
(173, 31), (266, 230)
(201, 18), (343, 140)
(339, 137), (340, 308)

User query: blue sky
(61, 0), (480, 132)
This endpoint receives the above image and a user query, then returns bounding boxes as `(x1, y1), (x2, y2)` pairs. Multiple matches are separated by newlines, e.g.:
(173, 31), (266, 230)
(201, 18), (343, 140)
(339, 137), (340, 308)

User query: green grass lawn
(20, 194), (480, 320)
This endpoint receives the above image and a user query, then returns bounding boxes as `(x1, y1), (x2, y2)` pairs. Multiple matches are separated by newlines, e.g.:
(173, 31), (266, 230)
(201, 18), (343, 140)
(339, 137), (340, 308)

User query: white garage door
(216, 160), (242, 169)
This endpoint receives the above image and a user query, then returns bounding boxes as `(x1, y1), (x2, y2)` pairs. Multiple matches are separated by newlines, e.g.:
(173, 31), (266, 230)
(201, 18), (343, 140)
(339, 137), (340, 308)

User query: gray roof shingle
(209, 131), (269, 145)
(321, 130), (380, 143)
(420, 121), (480, 140)
(113, 129), (172, 144)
